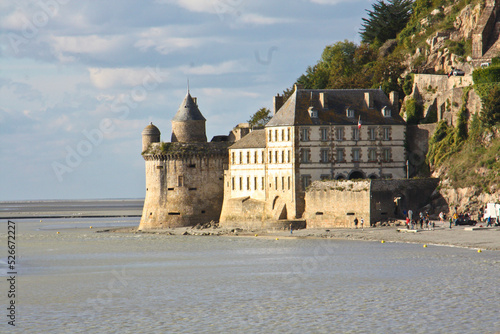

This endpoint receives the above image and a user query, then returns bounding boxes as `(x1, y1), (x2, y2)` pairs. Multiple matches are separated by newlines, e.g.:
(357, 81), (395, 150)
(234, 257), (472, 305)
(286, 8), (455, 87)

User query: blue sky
(0, 0), (375, 200)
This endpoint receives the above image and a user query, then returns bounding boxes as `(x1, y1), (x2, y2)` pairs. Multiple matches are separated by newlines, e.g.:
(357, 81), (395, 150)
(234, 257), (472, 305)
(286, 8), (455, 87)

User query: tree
(248, 107), (272, 127)
(360, 0), (413, 45)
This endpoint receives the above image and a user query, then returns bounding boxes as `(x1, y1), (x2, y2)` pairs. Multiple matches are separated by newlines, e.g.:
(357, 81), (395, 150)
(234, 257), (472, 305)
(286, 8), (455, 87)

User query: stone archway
(348, 171), (365, 180)
(335, 174), (346, 180)
(368, 174), (378, 179)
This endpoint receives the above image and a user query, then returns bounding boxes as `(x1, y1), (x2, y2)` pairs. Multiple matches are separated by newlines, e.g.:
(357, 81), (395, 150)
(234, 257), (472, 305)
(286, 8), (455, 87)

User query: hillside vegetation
(280, 0), (500, 197)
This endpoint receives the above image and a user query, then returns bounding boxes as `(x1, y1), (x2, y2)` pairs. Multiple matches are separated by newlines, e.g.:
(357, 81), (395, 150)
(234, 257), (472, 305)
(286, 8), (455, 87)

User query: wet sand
(109, 220), (500, 251)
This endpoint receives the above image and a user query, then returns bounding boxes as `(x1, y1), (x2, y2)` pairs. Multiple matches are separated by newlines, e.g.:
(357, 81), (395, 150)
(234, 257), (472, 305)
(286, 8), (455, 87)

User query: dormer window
(382, 106), (391, 117)
(308, 106), (318, 118)
(346, 107), (354, 118)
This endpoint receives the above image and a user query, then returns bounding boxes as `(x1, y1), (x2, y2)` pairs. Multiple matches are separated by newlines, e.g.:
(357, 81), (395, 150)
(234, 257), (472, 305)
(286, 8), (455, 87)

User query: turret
(142, 122), (161, 152)
(171, 92), (207, 143)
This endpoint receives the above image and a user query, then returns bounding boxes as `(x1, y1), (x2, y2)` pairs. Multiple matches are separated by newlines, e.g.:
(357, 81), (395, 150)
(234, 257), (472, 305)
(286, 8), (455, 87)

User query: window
(261, 151), (264, 163)
(288, 150), (291, 163)
(369, 128), (376, 141)
(239, 151), (242, 164)
(269, 151), (272, 163)
(352, 127), (359, 141)
(288, 176), (291, 190)
(275, 150), (278, 163)
(254, 151), (257, 164)
(320, 149), (329, 163)
(178, 175), (184, 187)
(275, 176), (278, 190)
(382, 106), (391, 117)
(281, 150), (285, 163)
(352, 148), (361, 162)
(246, 177), (250, 190)
(268, 130), (272, 141)
(320, 174), (330, 180)
(301, 127), (309, 141)
(382, 148), (391, 162)
(275, 129), (278, 141)
(231, 152), (235, 164)
(282, 176), (285, 190)
(302, 175), (311, 190)
(246, 151), (250, 164)
(320, 128), (328, 141)
(383, 127), (391, 141)
(336, 149), (344, 162)
(239, 177), (242, 190)
(336, 128), (344, 141)
(368, 148), (377, 162)
(281, 129), (285, 142)
(346, 107), (354, 118)
(254, 177), (257, 190)
(287, 128), (290, 141)
(261, 177), (265, 190)
(231, 177), (235, 190)
(301, 148), (310, 163)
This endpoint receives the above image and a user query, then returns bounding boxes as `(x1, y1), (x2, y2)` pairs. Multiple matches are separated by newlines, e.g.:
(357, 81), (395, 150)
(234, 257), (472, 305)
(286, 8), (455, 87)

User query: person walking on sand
(360, 217), (364, 231)
(449, 217), (453, 229)
(354, 217), (358, 229)
(487, 216), (492, 227)
(290, 223), (293, 234)
(406, 217), (410, 229)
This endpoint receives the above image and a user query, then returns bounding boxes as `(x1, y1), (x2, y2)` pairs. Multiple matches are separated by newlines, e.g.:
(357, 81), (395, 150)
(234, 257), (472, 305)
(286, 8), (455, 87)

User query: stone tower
(171, 92), (207, 143)
(138, 92), (229, 230)
(141, 122), (161, 152)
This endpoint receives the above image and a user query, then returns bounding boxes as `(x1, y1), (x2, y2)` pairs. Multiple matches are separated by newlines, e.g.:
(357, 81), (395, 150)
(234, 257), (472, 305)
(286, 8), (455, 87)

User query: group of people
(353, 217), (364, 230)
(405, 209), (434, 230)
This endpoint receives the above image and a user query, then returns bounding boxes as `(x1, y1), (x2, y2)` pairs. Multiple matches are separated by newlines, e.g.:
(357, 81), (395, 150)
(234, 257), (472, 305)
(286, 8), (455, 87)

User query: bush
(405, 98), (423, 124)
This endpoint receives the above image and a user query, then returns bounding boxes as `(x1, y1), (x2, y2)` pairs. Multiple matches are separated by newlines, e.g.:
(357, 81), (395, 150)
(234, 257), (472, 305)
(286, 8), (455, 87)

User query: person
(487, 216), (492, 227)
(439, 211), (444, 224)
(449, 217), (453, 229)
(408, 209), (413, 221)
(406, 217), (410, 229)
(360, 217), (364, 231)
(419, 212), (424, 229)
(354, 217), (358, 229)
(290, 223), (293, 234)
(453, 212), (459, 226)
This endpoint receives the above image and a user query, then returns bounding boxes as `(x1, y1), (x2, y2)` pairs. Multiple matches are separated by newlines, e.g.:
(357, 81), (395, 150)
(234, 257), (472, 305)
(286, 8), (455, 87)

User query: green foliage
(402, 74), (414, 95)
(472, 67), (500, 84)
(404, 98), (423, 124)
(248, 107), (272, 127)
(479, 84), (500, 128)
(360, 0), (413, 44)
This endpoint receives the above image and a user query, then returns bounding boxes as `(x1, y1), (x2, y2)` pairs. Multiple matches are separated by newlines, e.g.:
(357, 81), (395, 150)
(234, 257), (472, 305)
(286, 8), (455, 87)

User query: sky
(0, 0), (376, 201)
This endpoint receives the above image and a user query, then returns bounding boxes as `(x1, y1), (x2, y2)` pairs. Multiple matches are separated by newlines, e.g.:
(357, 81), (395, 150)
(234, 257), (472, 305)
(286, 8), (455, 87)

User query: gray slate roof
(266, 88), (405, 127)
(229, 129), (266, 149)
(172, 92), (206, 121)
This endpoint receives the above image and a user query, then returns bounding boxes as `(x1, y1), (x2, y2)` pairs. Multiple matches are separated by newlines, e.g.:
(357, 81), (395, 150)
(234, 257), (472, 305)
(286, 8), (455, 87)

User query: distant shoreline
(106, 222), (500, 251)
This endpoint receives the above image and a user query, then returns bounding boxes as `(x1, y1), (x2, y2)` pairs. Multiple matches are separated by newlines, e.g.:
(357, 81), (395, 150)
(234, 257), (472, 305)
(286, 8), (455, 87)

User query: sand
(108, 220), (500, 251)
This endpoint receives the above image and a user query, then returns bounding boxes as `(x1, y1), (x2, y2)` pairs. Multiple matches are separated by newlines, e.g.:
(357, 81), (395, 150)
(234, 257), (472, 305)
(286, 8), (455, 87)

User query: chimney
(389, 91), (399, 112)
(364, 92), (373, 109)
(273, 94), (284, 115)
(319, 92), (328, 109)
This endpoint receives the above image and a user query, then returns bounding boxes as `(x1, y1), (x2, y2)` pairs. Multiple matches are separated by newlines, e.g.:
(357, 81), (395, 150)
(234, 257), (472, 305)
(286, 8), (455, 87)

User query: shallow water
(1, 218), (499, 333)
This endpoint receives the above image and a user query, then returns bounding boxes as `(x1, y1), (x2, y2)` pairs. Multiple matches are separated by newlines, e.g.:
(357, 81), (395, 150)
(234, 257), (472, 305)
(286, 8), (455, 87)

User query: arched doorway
(335, 174), (345, 180)
(348, 171), (365, 180)
(368, 174), (378, 179)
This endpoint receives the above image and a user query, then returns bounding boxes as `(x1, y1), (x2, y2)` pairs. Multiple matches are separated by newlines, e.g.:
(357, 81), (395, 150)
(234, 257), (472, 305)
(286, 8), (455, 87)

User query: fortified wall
(304, 179), (439, 228)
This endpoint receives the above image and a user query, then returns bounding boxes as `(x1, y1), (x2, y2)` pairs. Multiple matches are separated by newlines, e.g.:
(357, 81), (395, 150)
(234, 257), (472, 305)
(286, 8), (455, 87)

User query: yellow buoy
(478, 249), (482, 253)
(275, 238), (279, 240)
(381, 240), (385, 243)
(255, 234), (258, 237)
(90, 226), (93, 229)
(57, 232), (60, 234)
(423, 244), (427, 248)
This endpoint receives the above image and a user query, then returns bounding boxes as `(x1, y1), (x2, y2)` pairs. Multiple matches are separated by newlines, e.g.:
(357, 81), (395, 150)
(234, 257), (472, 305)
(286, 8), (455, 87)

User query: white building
(220, 86), (406, 227)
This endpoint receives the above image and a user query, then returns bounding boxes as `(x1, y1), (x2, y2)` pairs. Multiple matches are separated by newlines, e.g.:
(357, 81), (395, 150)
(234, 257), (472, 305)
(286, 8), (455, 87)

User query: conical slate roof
(172, 92), (206, 121)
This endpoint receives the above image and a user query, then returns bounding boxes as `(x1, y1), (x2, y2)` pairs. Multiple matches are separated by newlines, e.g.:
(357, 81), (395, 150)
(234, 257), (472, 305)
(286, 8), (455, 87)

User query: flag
(358, 115), (362, 129)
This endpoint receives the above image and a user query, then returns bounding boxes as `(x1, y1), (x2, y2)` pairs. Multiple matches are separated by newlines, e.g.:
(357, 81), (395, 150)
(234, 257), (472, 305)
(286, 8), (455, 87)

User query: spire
(172, 92), (206, 122)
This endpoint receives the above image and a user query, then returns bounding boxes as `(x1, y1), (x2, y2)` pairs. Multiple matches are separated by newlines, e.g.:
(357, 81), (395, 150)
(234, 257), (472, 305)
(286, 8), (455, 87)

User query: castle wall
(304, 179), (439, 228)
(304, 181), (371, 228)
(139, 151), (226, 229)
(171, 120), (207, 143)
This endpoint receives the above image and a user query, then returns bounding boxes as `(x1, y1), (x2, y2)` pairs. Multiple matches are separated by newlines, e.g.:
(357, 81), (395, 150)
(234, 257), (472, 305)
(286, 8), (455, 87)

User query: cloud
(156, 0), (227, 14)
(88, 67), (170, 89)
(179, 60), (246, 75)
(51, 35), (127, 56)
(238, 13), (294, 25)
